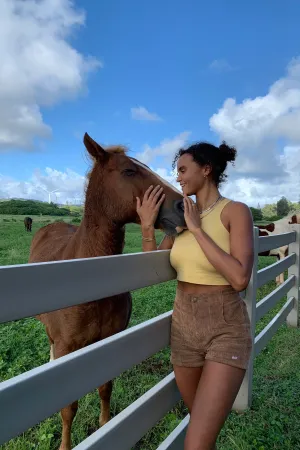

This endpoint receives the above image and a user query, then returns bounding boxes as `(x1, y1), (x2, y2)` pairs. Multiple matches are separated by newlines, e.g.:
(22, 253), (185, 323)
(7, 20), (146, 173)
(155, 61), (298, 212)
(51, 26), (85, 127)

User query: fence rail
(258, 231), (296, 252)
(256, 275), (295, 321)
(0, 311), (172, 445)
(0, 250), (176, 323)
(257, 253), (296, 288)
(0, 224), (299, 449)
(74, 373), (181, 450)
(254, 296), (294, 357)
(156, 415), (190, 450)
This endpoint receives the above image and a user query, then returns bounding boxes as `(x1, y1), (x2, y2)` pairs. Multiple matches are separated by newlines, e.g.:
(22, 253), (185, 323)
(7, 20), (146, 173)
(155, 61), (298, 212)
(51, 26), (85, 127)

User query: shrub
(71, 217), (81, 224)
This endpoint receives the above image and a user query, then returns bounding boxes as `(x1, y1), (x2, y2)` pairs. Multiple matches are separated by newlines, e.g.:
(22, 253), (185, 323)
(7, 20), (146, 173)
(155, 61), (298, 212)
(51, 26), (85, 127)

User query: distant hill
(0, 199), (82, 216)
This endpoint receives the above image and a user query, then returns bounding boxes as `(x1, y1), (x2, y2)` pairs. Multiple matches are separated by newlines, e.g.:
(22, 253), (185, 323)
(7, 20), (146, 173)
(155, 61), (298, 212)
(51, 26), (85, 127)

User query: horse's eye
(123, 169), (137, 176)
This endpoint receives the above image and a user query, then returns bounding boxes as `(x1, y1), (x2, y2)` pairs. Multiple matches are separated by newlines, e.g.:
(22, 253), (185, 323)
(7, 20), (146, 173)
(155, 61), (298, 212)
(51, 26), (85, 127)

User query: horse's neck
(79, 182), (126, 257)
(77, 217), (125, 257)
(273, 217), (290, 232)
(275, 217), (289, 225)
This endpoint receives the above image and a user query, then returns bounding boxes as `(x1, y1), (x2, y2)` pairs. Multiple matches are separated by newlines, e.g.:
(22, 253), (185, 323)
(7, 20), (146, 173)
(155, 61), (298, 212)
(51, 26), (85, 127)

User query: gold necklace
(199, 195), (223, 215)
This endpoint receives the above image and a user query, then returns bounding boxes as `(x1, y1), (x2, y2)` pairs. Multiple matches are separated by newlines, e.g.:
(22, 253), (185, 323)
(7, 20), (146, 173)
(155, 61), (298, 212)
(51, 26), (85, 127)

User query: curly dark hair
(172, 140), (237, 187)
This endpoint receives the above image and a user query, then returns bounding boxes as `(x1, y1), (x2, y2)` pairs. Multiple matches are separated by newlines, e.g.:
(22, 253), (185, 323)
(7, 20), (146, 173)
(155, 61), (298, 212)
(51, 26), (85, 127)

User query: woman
(136, 141), (254, 450)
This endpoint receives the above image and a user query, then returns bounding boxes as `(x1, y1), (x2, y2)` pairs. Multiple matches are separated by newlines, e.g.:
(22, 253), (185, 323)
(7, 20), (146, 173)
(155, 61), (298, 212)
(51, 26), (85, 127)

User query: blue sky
(1, 0), (300, 206)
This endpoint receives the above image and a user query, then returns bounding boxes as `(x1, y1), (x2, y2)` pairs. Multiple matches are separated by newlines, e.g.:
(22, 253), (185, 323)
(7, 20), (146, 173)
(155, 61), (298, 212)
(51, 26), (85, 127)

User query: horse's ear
(83, 133), (108, 161)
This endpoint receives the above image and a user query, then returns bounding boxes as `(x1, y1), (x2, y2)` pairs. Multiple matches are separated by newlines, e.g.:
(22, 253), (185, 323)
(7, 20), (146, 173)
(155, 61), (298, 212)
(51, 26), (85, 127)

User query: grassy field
(0, 218), (299, 450)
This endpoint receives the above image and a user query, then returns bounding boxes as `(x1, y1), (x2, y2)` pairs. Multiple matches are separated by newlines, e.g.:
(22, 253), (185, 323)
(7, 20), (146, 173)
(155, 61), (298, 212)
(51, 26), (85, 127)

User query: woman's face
(176, 153), (210, 196)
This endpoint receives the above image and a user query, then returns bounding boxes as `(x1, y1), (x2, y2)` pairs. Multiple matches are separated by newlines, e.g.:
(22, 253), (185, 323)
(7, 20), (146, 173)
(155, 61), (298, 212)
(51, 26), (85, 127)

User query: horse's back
(32, 222), (132, 345)
(29, 222), (78, 263)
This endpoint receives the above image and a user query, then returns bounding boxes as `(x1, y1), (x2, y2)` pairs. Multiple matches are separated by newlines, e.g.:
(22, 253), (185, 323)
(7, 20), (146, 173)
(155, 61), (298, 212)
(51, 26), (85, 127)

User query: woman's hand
(136, 185), (165, 228)
(183, 196), (201, 234)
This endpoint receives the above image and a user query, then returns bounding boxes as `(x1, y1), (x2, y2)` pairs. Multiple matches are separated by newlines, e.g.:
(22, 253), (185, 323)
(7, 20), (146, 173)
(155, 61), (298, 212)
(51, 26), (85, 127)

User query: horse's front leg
(98, 380), (113, 426)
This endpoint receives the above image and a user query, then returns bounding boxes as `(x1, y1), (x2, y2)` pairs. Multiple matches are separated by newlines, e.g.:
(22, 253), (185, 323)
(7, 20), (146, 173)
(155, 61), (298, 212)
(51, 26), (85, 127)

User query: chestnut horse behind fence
(257, 215), (300, 285)
(28, 133), (185, 450)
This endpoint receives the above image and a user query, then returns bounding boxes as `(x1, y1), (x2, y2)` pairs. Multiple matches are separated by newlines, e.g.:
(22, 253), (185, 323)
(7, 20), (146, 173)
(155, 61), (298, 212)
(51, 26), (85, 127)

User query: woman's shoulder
(222, 199), (253, 224)
(224, 199), (251, 212)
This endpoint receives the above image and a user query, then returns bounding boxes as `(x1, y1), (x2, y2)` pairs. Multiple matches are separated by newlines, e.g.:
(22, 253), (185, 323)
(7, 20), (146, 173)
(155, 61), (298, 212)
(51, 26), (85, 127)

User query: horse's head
(289, 214), (300, 224)
(83, 133), (186, 236)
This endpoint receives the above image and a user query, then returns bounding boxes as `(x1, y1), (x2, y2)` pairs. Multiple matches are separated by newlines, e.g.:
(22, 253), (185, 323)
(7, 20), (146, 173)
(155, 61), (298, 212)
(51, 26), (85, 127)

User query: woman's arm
(140, 225), (175, 252)
(192, 202), (254, 291)
(140, 225), (157, 252)
(158, 234), (175, 250)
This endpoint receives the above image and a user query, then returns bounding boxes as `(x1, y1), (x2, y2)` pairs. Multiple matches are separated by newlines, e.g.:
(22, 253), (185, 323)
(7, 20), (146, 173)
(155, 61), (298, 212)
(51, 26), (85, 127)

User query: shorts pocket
(222, 295), (245, 326)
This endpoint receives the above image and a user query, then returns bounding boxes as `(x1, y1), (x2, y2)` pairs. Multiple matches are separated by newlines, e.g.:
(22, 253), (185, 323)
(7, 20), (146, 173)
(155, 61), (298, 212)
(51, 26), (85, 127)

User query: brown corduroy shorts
(170, 286), (253, 370)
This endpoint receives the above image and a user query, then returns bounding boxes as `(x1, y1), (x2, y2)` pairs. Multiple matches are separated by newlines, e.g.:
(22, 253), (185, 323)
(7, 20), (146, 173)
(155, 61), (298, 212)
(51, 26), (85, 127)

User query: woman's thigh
(185, 360), (245, 450)
(173, 365), (203, 412)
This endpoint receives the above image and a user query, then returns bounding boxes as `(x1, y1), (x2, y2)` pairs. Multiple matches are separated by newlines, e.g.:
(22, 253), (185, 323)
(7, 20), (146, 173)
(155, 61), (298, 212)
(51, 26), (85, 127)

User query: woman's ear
(203, 164), (212, 177)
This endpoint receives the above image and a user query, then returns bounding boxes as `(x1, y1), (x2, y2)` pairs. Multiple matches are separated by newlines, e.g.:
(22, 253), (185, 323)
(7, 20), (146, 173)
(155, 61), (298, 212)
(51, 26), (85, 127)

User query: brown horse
(28, 133), (185, 450)
(289, 214), (300, 224)
(24, 217), (32, 232)
(256, 217), (299, 285)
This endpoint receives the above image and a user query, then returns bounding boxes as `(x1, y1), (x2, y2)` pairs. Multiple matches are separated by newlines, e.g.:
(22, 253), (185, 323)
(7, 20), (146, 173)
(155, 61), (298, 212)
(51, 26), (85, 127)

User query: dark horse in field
(24, 217), (32, 232)
(28, 132), (185, 450)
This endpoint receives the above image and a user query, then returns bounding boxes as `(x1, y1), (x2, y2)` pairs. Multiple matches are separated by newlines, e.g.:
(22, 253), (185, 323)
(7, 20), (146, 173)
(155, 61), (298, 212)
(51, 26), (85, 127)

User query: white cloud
(0, 0), (101, 151)
(209, 57), (300, 182)
(221, 148), (300, 207)
(136, 131), (191, 165)
(152, 144), (300, 207)
(131, 106), (162, 122)
(154, 167), (179, 188)
(0, 167), (86, 205)
(209, 59), (235, 72)
(0, 131), (191, 204)
(0, 164), (181, 206)
(3, 148), (297, 208)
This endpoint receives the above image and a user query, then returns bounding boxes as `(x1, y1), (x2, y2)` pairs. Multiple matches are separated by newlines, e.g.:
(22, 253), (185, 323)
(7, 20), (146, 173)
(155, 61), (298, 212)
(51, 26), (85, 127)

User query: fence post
(286, 223), (300, 328)
(233, 226), (259, 411)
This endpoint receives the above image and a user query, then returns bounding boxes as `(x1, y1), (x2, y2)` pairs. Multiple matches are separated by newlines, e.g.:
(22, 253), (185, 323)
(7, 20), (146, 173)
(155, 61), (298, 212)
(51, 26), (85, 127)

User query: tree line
(0, 199), (82, 216)
(0, 197), (299, 222)
(250, 197), (300, 222)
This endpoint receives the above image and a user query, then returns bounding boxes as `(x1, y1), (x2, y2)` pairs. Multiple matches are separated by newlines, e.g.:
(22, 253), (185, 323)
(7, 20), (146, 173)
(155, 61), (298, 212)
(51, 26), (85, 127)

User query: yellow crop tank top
(170, 197), (232, 285)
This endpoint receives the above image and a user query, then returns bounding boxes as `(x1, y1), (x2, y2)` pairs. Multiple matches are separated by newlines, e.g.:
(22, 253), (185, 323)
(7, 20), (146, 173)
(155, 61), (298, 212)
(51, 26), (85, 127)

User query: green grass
(0, 214), (76, 222)
(0, 220), (299, 449)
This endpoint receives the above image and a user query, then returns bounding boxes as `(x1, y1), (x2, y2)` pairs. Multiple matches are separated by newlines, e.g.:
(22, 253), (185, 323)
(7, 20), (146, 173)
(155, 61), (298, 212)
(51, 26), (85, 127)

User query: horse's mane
(85, 145), (128, 179)
(106, 145), (128, 155)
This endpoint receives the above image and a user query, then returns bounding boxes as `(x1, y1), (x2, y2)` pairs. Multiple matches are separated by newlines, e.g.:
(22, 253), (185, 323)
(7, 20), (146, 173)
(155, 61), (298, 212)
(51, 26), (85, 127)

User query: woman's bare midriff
(177, 280), (231, 294)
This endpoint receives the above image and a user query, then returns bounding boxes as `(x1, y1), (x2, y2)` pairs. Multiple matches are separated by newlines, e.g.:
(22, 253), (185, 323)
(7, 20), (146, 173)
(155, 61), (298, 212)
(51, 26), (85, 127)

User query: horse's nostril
(174, 199), (184, 213)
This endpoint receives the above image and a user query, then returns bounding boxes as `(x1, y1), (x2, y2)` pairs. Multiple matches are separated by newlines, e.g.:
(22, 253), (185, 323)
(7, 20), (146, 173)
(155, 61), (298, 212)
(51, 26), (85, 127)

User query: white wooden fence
(0, 224), (299, 449)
